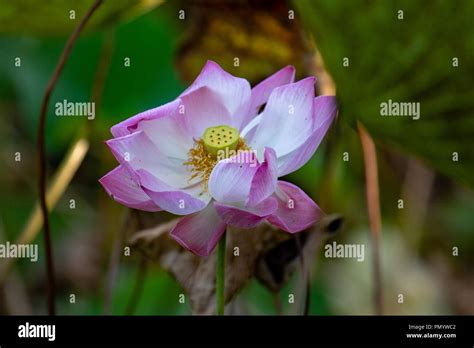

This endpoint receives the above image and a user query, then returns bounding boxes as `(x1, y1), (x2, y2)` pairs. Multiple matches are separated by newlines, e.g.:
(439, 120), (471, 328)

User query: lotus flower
(100, 61), (337, 256)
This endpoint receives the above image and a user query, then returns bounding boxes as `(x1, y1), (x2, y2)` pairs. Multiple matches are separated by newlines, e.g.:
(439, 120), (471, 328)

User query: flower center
(184, 125), (250, 189)
(202, 125), (240, 157)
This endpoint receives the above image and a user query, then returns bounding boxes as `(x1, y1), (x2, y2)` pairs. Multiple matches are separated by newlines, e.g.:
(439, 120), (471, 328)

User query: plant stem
(125, 255), (147, 315)
(103, 210), (130, 315)
(357, 122), (383, 315)
(0, 137), (89, 283)
(294, 234), (310, 315)
(36, 0), (103, 315)
(216, 230), (227, 315)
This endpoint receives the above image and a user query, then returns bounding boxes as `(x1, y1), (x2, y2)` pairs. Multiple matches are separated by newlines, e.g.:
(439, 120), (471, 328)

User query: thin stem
(0, 138), (89, 283)
(36, 0), (103, 315)
(124, 256), (147, 315)
(273, 293), (282, 315)
(104, 210), (130, 315)
(0, 16), (115, 284)
(294, 234), (310, 315)
(88, 28), (115, 130)
(216, 230), (227, 315)
(357, 122), (383, 315)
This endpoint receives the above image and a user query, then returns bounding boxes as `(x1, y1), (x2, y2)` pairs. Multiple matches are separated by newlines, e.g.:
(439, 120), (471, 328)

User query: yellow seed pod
(202, 125), (239, 158)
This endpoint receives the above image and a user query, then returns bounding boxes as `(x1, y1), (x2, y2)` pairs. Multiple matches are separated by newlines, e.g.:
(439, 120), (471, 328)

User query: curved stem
(357, 122), (383, 315)
(36, 0), (103, 315)
(216, 230), (227, 315)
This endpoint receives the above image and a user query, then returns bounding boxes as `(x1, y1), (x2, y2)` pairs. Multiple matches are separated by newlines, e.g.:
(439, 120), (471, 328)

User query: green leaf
(294, 0), (474, 187)
(0, 7), (184, 156)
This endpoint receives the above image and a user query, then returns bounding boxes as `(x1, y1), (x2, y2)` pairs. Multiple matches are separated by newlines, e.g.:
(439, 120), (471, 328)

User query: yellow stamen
(184, 132), (250, 191)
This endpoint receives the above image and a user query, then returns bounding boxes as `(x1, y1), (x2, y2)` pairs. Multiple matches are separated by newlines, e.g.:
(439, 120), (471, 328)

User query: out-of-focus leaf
(176, 0), (309, 84)
(256, 214), (342, 292)
(0, 7), (183, 156)
(294, 0), (474, 187)
(0, 0), (163, 36)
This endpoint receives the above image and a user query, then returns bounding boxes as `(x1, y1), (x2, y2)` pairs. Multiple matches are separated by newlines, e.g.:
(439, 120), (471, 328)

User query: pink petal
(240, 113), (260, 140)
(277, 96), (338, 176)
(105, 132), (210, 215)
(126, 101), (192, 161)
(111, 99), (181, 138)
(312, 96), (338, 131)
(171, 203), (226, 257)
(214, 197), (277, 229)
(242, 65), (295, 129)
(247, 147), (277, 207)
(267, 181), (323, 233)
(105, 131), (192, 189)
(137, 169), (210, 215)
(208, 148), (276, 205)
(181, 60), (251, 131)
(249, 77), (315, 158)
(179, 86), (233, 139)
(208, 152), (258, 204)
(99, 165), (161, 212)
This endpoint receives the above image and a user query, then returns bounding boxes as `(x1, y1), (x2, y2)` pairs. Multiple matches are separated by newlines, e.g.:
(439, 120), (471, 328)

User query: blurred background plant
(0, 0), (473, 315)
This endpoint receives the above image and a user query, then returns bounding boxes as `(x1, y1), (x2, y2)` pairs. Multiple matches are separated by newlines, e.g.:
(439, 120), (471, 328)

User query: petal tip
(302, 76), (316, 85)
(282, 65), (296, 75)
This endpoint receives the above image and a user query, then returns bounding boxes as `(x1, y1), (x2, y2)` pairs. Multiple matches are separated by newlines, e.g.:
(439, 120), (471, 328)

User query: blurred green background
(0, 0), (473, 315)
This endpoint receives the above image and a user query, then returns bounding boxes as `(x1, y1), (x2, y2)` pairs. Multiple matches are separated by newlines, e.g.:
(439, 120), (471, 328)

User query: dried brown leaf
(129, 214), (342, 314)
